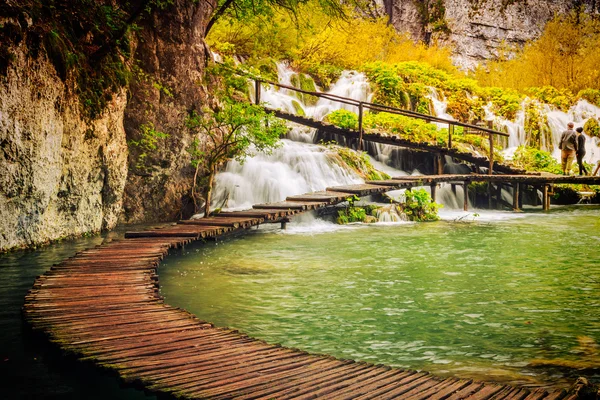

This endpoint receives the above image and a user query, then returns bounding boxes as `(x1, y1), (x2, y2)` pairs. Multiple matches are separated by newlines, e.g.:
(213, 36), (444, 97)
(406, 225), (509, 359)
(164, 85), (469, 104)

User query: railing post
(463, 181), (469, 211)
(488, 133), (494, 175)
(255, 79), (261, 105)
(512, 182), (520, 211)
(448, 124), (453, 148)
(358, 102), (364, 151)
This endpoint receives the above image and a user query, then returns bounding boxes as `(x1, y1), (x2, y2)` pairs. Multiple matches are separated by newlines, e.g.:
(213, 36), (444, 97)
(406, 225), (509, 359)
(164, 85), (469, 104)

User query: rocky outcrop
(0, 0), (216, 250)
(388, 0), (599, 69)
(122, 0), (215, 223)
(0, 47), (128, 251)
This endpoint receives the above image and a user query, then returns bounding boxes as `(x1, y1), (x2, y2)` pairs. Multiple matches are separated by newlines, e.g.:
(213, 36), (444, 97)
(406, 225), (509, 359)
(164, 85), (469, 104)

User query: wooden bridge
(23, 177), (597, 400)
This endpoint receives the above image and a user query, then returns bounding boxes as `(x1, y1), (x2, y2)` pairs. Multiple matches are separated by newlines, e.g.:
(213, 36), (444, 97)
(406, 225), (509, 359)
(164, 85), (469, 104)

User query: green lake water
(159, 206), (600, 389)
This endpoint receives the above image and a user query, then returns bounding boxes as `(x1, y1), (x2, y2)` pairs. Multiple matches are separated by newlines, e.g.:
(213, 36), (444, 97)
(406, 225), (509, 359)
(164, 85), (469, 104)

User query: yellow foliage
(206, 2), (456, 76)
(475, 13), (600, 94)
(292, 17), (455, 72)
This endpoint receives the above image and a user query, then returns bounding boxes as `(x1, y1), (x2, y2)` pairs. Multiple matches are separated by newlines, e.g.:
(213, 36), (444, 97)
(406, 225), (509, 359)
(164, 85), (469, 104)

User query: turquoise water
(159, 206), (600, 389)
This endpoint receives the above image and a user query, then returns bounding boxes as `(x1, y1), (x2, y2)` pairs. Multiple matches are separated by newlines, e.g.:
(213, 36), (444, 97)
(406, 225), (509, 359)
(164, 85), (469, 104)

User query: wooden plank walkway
(23, 178), (589, 399)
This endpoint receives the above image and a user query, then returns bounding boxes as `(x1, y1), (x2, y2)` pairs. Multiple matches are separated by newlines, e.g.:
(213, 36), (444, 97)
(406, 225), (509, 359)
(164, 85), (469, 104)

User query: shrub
(398, 188), (441, 221)
(584, 117), (600, 138)
(511, 146), (562, 174)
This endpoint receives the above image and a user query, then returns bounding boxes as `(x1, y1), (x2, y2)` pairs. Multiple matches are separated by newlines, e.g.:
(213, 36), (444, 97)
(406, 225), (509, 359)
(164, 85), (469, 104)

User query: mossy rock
(290, 73), (319, 106)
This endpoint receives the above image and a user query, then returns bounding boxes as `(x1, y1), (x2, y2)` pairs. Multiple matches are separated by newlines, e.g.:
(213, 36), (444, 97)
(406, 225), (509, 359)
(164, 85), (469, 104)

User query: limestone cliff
(0, 47), (128, 251)
(0, 0), (215, 251)
(122, 0), (215, 223)
(387, 0), (600, 69)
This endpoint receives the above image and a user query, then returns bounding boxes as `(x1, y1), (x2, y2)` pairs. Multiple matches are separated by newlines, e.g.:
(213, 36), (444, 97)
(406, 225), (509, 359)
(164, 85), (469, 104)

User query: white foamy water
(212, 63), (393, 211)
(212, 140), (363, 211)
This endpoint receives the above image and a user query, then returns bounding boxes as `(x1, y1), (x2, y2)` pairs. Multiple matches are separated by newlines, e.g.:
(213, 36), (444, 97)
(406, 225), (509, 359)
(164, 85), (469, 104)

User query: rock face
(0, 0), (215, 250)
(388, 0), (599, 69)
(122, 0), (215, 223)
(0, 48), (128, 251)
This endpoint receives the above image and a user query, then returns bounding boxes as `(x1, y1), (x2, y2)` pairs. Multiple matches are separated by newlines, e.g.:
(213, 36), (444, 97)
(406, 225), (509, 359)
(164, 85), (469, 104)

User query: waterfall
(212, 140), (363, 211)
(211, 63), (379, 212)
(426, 88), (600, 164)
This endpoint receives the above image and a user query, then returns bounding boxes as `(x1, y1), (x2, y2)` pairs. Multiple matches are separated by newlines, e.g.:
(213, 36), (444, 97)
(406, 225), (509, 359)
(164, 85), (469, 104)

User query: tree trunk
(204, 164), (216, 217)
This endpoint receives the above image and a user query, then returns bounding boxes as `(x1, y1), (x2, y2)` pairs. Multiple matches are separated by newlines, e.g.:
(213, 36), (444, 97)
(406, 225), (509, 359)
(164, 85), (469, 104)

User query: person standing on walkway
(559, 122), (578, 175)
(575, 127), (588, 175)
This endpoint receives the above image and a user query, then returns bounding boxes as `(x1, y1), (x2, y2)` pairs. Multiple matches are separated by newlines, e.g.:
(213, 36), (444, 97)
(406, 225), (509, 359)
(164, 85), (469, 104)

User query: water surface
(159, 206), (600, 389)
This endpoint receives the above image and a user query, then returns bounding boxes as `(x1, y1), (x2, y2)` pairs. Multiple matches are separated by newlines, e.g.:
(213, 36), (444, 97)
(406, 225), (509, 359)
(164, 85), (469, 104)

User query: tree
(205, 0), (353, 36)
(186, 102), (287, 216)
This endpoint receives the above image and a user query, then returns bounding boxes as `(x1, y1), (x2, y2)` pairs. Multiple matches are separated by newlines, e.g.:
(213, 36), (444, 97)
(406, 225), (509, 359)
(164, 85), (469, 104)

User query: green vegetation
(363, 62), (522, 121)
(336, 189), (442, 224)
(336, 195), (378, 224)
(325, 109), (504, 161)
(511, 146), (562, 174)
(332, 147), (390, 181)
(584, 117), (600, 138)
(399, 188), (441, 221)
(0, 0), (163, 118)
(186, 102), (286, 217)
(127, 122), (169, 174)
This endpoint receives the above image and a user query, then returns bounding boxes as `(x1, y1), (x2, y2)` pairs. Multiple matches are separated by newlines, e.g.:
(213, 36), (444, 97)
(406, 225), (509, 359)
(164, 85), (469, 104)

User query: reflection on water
(159, 206), (600, 389)
(0, 230), (156, 400)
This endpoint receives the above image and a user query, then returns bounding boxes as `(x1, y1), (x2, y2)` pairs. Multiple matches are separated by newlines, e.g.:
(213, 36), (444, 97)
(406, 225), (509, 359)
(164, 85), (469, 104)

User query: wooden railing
(225, 63), (509, 175)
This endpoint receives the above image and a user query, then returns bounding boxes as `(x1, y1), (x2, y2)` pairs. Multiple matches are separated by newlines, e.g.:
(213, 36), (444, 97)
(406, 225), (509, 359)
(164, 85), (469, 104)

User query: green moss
(290, 72), (319, 106)
(332, 146), (390, 181)
(291, 99), (305, 116)
(584, 117), (600, 138)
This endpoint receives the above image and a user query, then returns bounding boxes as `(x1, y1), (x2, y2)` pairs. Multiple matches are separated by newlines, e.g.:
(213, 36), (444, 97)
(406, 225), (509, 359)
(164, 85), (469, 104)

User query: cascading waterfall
(212, 140), (363, 211)
(215, 61), (575, 217)
(427, 88), (600, 164)
(212, 63), (378, 212)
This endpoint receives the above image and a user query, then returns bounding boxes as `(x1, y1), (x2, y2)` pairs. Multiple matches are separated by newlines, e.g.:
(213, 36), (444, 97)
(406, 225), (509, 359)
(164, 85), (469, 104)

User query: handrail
(215, 61), (508, 174)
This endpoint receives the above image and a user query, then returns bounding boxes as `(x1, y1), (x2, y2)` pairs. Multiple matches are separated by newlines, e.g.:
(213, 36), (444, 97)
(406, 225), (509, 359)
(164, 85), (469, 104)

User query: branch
(205, 0), (236, 36)
(92, 0), (153, 62)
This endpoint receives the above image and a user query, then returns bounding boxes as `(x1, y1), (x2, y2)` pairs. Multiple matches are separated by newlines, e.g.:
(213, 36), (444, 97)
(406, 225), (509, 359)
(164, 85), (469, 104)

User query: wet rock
(0, 48), (128, 251)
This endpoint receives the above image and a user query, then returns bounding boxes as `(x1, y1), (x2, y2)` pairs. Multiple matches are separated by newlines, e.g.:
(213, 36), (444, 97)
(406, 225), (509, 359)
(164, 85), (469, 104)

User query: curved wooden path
(24, 181), (581, 399)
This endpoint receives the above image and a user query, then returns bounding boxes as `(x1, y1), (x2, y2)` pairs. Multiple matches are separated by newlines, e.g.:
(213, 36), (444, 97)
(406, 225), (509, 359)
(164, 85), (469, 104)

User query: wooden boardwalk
(23, 178), (591, 399)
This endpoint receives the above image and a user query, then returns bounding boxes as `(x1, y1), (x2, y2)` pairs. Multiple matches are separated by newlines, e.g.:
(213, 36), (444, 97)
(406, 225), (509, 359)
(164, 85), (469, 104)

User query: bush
(398, 188), (441, 221)
(511, 146), (562, 174)
(584, 117), (600, 138)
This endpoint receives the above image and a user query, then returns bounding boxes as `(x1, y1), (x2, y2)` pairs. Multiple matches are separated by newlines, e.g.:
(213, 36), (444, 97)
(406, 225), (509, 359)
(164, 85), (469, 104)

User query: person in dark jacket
(575, 127), (588, 175)
(559, 122), (578, 175)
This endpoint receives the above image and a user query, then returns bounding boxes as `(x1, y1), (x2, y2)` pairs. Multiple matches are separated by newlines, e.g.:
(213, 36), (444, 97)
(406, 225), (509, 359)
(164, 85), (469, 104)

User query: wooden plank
(253, 201), (326, 210)
(325, 184), (389, 195)
(285, 194), (347, 203)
